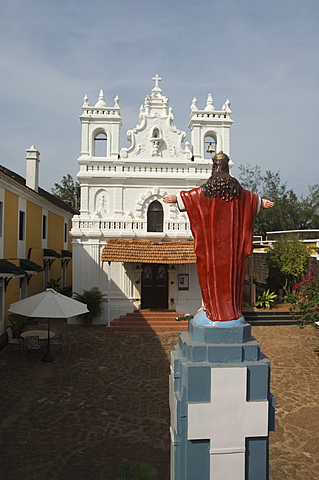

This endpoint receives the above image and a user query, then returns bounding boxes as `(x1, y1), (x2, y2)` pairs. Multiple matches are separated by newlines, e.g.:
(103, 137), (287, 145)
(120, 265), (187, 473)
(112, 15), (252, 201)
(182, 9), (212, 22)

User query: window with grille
(147, 200), (163, 232)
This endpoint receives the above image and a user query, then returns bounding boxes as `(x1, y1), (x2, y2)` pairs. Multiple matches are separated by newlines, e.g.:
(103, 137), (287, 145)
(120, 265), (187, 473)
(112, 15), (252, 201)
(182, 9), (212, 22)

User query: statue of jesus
(163, 151), (274, 325)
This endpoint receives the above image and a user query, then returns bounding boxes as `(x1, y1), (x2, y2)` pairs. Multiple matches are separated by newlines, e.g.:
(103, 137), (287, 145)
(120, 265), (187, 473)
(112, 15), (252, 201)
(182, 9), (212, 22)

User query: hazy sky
(1, 0), (318, 196)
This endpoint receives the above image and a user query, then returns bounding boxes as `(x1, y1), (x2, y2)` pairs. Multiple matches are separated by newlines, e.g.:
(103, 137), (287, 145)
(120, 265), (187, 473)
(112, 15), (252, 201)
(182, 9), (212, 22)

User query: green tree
(267, 236), (310, 295)
(237, 164), (263, 196)
(298, 184), (319, 229)
(51, 173), (80, 210)
(238, 164), (319, 235)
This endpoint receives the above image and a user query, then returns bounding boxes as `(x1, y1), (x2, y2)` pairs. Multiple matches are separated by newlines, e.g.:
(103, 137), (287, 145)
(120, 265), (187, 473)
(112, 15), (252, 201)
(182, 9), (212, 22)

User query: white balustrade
(72, 219), (191, 235)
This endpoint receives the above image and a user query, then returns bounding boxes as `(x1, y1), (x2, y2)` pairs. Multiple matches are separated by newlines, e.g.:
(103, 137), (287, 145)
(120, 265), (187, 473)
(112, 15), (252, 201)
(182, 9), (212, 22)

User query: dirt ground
(0, 323), (318, 479)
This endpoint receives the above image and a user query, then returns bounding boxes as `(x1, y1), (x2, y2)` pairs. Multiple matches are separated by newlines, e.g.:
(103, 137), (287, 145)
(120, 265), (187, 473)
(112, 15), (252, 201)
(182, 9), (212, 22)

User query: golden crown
(213, 151), (230, 162)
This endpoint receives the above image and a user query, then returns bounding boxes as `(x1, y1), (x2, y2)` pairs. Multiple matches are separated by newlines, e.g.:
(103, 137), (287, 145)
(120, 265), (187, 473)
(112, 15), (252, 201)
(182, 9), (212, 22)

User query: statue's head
(202, 151), (242, 201)
(212, 151), (230, 174)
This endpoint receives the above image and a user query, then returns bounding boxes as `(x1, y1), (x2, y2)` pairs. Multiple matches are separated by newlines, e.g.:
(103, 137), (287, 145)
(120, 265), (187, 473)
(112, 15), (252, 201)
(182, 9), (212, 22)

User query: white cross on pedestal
(188, 367), (268, 480)
(169, 368), (178, 480)
(152, 74), (162, 88)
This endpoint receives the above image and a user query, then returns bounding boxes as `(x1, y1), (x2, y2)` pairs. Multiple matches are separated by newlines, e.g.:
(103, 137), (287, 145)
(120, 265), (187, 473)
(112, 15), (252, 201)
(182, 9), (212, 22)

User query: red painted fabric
(181, 187), (259, 321)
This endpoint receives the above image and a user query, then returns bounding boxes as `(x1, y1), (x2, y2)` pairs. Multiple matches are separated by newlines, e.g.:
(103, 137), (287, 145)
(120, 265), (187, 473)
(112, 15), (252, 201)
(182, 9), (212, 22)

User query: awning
(20, 259), (44, 274)
(0, 259), (26, 277)
(101, 239), (196, 264)
(44, 249), (62, 259)
(0, 259), (26, 291)
(61, 250), (72, 259)
(43, 249), (62, 268)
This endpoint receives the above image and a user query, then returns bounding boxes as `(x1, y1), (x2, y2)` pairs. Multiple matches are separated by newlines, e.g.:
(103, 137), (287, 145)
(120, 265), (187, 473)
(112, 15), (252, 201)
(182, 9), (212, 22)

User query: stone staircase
(107, 307), (297, 332)
(107, 310), (189, 333)
(243, 308), (297, 326)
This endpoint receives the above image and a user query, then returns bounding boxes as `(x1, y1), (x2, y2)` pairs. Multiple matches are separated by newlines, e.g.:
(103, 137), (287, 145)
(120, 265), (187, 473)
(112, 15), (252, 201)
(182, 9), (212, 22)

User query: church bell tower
(188, 94), (233, 162)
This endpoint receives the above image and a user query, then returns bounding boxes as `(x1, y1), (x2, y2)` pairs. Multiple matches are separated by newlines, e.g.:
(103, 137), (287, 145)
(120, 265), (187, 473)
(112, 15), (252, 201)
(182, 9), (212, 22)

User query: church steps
(244, 310), (297, 326)
(108, 309), (297, 332)
(108, 311), (189, 332)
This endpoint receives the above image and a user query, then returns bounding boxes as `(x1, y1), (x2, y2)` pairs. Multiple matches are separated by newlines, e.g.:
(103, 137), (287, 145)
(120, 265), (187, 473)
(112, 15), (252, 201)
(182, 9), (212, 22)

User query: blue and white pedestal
(169, 313), (275, 480)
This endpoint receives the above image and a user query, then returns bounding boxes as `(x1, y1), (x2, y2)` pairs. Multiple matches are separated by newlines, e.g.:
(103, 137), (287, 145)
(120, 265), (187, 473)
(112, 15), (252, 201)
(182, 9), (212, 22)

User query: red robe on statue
(180, 187), (259, 322)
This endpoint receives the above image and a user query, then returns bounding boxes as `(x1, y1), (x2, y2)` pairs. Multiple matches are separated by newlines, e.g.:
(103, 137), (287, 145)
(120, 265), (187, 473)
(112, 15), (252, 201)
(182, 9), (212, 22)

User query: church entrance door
(141, 264), (168, 309)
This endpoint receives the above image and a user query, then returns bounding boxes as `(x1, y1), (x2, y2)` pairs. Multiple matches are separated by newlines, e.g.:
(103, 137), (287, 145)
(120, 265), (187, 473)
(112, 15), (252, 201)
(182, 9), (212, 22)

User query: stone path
(0, 323), (318, 479)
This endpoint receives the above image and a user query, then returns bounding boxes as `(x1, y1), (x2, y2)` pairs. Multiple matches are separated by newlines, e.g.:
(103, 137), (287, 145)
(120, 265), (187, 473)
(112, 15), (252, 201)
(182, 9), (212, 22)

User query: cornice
(0, 174), (74, 219)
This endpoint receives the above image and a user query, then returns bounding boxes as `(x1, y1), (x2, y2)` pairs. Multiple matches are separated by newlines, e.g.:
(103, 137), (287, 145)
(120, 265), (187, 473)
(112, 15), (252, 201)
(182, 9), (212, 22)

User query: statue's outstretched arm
(163, 195), (177, 204)
(261, 198), (274, 209)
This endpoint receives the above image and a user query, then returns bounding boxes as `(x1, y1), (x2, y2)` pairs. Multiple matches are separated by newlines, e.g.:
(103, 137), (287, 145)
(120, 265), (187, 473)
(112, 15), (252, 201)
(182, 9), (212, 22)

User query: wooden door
(141, 264), (168, 309)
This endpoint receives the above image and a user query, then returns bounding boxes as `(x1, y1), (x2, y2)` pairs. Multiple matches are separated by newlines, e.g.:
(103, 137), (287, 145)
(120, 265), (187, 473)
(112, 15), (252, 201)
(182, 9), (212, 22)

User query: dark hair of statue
(201, 159), (243, 201)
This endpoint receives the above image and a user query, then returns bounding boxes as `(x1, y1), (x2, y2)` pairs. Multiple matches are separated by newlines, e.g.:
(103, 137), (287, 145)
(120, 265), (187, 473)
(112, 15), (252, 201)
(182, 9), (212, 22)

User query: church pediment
(120, 75), (192, 162)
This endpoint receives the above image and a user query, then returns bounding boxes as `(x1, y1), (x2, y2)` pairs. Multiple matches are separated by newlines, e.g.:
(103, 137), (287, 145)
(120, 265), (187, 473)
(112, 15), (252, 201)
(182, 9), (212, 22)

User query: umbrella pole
(42, 318), (54, 362)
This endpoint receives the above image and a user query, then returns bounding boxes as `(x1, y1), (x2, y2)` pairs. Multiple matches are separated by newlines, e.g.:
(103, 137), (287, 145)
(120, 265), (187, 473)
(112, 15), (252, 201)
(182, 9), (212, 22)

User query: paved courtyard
(0, 322), (318, 480)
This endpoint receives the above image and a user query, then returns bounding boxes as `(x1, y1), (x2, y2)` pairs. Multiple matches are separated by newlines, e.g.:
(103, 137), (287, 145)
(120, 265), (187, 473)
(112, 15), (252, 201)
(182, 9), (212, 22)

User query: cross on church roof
(152, 74), (162, 88)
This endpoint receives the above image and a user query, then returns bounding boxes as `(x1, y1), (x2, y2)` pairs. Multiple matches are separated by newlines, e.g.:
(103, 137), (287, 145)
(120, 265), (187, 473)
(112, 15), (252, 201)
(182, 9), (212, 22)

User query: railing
(84, 164), (210, 175)
(72, 219), (191, 235)
(84, 109), (119, 116)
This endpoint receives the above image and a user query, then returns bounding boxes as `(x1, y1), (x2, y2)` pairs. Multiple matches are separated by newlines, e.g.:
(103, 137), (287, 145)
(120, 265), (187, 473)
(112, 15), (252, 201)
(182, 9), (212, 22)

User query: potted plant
(73, 287), (107, 327)
(254, 289), (277, 309)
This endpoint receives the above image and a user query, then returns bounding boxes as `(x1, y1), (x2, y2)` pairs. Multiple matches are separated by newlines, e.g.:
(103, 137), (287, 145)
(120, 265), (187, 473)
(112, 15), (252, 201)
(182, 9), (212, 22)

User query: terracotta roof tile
(101, 239), (196, 264)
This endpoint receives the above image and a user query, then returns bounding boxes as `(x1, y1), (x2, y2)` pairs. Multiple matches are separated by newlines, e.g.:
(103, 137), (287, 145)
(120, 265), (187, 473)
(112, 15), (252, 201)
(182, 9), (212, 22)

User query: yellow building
(0, 146), (77, 343)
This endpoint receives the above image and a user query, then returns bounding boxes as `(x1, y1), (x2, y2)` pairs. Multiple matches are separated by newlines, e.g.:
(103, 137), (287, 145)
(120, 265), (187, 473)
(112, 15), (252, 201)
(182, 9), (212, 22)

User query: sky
(1, 0), (318, 197)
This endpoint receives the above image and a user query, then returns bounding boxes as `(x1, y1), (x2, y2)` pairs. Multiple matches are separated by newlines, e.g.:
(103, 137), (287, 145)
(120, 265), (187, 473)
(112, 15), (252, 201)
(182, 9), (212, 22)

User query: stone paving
(0, 322), (318, 480)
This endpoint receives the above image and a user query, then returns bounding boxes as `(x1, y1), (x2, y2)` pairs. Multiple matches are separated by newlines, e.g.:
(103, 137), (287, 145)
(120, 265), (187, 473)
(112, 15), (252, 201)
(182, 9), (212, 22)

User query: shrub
(73, 287), (107, 322)
(290, 266), (319, 328)
(267, 236), (310, 295)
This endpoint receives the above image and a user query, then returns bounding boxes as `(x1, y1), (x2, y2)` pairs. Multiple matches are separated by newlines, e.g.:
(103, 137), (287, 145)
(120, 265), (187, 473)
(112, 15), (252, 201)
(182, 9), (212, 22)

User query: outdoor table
(21, 330), (55, 340)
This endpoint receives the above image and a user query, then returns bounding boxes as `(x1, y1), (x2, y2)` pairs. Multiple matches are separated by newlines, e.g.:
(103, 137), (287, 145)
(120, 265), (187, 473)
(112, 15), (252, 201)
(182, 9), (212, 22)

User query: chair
(50, 331), (63, 354)
(7, 327), (23, 354)
(26, 336), (41, 361)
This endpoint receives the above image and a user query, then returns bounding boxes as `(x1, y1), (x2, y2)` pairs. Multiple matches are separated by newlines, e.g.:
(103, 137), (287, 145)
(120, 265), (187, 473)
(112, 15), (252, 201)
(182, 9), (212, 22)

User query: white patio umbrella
(8, 288), (89, 362)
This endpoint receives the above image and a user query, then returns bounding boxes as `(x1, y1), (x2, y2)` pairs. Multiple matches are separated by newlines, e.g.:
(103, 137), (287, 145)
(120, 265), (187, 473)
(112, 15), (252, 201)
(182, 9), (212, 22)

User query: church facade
(70, 76), (233, 324)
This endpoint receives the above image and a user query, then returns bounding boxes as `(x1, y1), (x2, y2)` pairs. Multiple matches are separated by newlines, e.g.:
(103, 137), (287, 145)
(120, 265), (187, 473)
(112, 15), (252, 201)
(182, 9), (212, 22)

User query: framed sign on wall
(178, 274), (189, 290)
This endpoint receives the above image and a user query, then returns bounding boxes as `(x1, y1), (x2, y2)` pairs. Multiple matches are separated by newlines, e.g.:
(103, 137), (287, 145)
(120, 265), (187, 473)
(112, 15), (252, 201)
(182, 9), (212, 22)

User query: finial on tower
(83, 94), (89, 106)
(95, 90), (107, 108)
(222, 99), (232, 114)
(191, 97), (198, 111)
(204, 93), (215, 112)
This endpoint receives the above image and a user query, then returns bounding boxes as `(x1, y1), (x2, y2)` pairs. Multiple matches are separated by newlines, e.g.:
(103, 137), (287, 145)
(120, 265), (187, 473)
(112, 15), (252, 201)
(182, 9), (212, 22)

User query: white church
(70, 76), (233, 324)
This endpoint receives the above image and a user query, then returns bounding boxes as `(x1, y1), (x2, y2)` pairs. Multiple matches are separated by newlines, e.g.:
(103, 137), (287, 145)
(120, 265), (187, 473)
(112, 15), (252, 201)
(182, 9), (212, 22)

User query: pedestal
(169, 316), (275, 480)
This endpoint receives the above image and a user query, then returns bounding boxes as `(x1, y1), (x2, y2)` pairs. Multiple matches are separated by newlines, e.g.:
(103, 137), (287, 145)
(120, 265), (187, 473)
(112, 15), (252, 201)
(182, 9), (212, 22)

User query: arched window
(147, 200), (163, 232)
(204, 135), (217, 159)
(94, 132), (107, 157)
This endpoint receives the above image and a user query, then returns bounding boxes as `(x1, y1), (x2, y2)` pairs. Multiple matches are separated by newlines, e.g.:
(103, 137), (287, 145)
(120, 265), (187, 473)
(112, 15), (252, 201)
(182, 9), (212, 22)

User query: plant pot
(83, 318), (92, 328)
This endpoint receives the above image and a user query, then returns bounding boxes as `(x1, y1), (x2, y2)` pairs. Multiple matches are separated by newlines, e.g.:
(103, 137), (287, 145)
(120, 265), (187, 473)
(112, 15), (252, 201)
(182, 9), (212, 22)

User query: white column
(107, 262), (111, 327)
(81, 120), (90, 155)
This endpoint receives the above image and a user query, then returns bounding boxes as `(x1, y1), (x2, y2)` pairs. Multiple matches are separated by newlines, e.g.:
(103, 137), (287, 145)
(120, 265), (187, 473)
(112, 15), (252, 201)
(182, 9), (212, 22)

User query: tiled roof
(101, 239), (196, 264)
